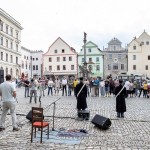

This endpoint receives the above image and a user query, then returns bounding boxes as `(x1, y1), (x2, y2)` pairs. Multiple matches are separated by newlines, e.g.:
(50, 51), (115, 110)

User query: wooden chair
(31, 107), (49, 143)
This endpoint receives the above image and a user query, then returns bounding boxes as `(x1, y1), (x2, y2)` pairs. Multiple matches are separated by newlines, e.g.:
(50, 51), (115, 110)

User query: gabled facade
(43, 37), (78, 79)
(103, 37), (127, 78)
(21, 46), (43, 79)
(78, 41), (104, 78)
(128, 31), (150, 78)
(0, 8), (23, 78)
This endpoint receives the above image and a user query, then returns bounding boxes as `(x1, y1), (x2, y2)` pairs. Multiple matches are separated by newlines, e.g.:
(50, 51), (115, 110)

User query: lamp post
(83, 32), (87, 79)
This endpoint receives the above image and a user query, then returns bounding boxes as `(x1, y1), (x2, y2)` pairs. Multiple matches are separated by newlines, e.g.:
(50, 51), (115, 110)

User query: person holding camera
(29, 78), (38, 103)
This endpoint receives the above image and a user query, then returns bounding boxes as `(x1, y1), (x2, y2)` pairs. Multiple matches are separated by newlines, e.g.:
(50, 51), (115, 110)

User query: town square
(1, 0), (150, 149)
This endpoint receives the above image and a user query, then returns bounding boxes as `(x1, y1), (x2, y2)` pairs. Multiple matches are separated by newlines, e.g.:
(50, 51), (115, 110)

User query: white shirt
(0, 81), (16, 102)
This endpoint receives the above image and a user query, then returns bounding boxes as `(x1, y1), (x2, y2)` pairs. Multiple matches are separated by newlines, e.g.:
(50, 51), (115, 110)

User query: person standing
(29, 78), (38, 103)
(0, 74), (19, 131)
(47, 78), (54, 96)
(115, 79), (126, 118)
(54, 78), (61, 96)
(24, 78), (30, 98)
(76, 77), (87, 111)
(73, 79), (79, 96)
(61, 77), (67, 96)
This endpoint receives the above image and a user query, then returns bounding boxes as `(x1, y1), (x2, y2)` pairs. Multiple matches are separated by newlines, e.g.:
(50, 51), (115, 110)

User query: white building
(21, 46), (43, 79)
(128, 31), (150, 78)
(43, 37), (78, 80)
(0, 8), (23, 78)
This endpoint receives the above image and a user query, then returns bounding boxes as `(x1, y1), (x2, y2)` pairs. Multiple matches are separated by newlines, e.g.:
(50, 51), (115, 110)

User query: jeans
(25, 87), (29, 97)
(30, 90), (37, 103)
(0, 101), (17, 128)
(48, 87), (53, 95)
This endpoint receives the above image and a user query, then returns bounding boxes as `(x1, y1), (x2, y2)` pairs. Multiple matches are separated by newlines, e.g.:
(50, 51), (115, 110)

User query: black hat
(80, 77), (83, 80)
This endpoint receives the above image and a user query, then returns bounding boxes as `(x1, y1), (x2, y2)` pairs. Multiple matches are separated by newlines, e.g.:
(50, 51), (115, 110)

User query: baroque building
(43, 37), (78, 80)
(78, 41), (104, 78)
(0, 8), (23, 78)
(103, 37), (128, 79)
(128, 31), (150, 78)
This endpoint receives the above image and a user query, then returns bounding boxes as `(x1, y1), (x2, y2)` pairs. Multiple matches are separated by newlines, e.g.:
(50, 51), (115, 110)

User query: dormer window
(141, 41), (144, 45)
(62, 49), (65, 53)
(146, 41), (149, 45)
(88, 48), (91, 52)
(133, 45), (136, 50)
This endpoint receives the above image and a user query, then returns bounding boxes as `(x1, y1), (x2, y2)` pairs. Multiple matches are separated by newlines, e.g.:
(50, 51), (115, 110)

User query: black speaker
(26, 110), (44, 122)
(78, 110), (90, 120)
(91, 114), (111, 130)
(0, 69), (4, 84)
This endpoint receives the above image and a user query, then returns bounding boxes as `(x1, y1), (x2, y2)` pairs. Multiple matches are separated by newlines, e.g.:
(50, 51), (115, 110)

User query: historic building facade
(43, 37), (78, 80)
(128, 31), (150, 78)
(78, 41), (104, 78)
(0, 8), (23, 78)
(21, 46), (43, 79)
(103, 38), (128, 79)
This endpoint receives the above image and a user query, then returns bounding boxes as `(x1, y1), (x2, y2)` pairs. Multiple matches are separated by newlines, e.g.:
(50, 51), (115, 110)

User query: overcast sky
(1, 0), (150, 52)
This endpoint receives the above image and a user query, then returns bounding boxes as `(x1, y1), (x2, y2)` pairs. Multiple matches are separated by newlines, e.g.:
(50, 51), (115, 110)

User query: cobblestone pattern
(0, 88), (150, 149)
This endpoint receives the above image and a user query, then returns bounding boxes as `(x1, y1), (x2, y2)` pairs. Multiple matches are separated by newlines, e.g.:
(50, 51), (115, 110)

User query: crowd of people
(0, 74), (150, 131)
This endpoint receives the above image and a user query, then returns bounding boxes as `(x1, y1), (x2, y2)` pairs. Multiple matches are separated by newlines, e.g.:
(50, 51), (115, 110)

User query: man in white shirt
(61, 77), (67, 96)
(0, 74), (19, 131)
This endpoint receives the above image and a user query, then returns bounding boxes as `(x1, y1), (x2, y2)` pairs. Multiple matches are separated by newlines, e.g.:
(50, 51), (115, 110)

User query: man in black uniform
(76, 77), (87, 111)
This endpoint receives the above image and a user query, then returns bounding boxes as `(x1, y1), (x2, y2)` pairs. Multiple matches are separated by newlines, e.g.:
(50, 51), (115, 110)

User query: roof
(108, 37), (122, 45)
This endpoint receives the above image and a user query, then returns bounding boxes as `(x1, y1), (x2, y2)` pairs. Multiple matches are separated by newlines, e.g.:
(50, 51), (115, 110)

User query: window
(33, 58), (35, 61)
(82, 58), (84, 62)
(71, 65), (74, 70)
(114, 46), (116, 51)
(121, 64), (124, 70)
(16, 44), (18, 51)
(6, 25), (8, 34)
(10, 28), (13, 36)
(33, 65), (35, 70)
(6, 39), (8, 48)
(62, 49), (65, 53)
(108, 64), (111, 70)
(36, 58), (38, 61)
(133, 45), (136, 50)
(89, 58), (92, 62)
(88, 48), (91, 52)
(36, 65), (38, 70)
(63, 57), (66, 61)
(109, 54), (112, 59)
(113, 64), (118, 70)
(10, 41), (13, 49)
(16, 57), (18, 64)
(0, 21), (3, 31)
(22, 63), (24, 69)
(141, 41), (144, 45)
(49, 66), (52, 71)
(6, 68), (8, 75)
(54, 49), (57, 53)
(10, 55), (13, 63)
(118, 54), (121, 59)
(26, 63), (27, 69)
(88, 65), (92, 70)
(16, 31), (19, 39)
(24, 55), (26, 59)
(49, 57), (52, 62)
(1, 52), (3, 60)
(133, 65), (136, 70)
(57, 65), (60, 70)
(148, 55), (150, 60)
(133, 55), (136, 60)
(69, 56), (72, 61)
(145, 65), (148, 70)
(6, 53), (8, 62)
(96, 57), (99, 62)
(57, 57), (60, 62)
(146, 41), (149, 45)
(96, 65), (100, 71)
(0, 37), (3, 45)
(63, 65), (66, 70)
(27, 56), (28, 60)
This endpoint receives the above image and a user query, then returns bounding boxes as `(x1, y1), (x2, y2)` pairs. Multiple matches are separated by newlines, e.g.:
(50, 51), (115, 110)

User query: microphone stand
(44, 98), (61, 131)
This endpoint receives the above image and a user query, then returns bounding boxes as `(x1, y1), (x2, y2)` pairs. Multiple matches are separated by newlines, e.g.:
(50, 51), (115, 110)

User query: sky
(1, 0), (150, 52)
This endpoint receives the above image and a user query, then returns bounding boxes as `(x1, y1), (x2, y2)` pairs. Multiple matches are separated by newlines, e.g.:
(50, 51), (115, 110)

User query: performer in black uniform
(115, 79), (126, 118)
(76, 77), (87, 111)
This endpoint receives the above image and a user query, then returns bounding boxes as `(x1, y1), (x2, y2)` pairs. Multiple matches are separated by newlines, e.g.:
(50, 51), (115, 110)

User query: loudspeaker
(78, 110), (90, 120)
(0, 69), (4, 84)
(91, 114), (111, 130)
(26, 110), (44, 122)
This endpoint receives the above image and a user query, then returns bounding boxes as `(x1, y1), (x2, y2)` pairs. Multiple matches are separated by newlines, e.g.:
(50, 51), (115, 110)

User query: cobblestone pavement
(0, 87), (150, 150)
